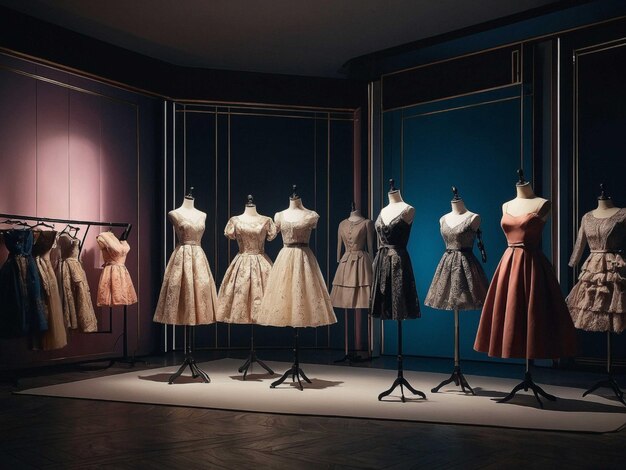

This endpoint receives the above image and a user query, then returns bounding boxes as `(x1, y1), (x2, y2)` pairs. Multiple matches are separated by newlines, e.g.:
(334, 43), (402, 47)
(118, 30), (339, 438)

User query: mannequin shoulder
(402, 205), (415, 223)
(535, 198), (551, 218)
(469, 212), (481, 230)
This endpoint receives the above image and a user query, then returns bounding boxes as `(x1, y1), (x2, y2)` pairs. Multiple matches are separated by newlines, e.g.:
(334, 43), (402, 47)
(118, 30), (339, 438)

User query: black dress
(0, 229), (47, 338)
(370, 208), (421, 320)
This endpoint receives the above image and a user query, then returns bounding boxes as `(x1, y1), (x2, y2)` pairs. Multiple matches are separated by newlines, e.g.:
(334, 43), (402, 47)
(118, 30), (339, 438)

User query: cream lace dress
(153, 210), (218, 325)
(256, 210), (336, 327)
(216, 215), (277, 324)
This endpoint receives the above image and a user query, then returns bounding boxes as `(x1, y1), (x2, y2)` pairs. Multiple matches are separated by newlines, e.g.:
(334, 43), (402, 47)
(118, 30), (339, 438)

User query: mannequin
(444, 187), (481, 231)
(593, 184), (621, 218)
(502, 169), (551, 220)
(379, 180), (415, 226)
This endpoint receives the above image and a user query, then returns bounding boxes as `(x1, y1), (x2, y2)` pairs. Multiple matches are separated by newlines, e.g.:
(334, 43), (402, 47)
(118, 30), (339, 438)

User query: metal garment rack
(0, 212), (142, 367)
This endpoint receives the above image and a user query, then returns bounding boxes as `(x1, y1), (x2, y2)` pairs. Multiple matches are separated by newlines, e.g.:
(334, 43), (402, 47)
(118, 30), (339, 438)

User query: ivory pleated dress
(216, 215), (277, 324)
(474, 212), (577, 359)
(153, 210), (218, 325)
(256, 210), (336, 327)
(424, 215), (488, 311)
(330, 218), (374, 309)
(96, 231), (137, 307)
(567, 208), (626, 333)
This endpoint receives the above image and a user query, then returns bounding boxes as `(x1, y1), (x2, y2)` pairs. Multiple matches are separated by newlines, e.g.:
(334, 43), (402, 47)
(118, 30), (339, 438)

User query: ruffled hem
(569, 307), (626, 333)
(332, 251), (373, 287)
(567, 280), (625, 314)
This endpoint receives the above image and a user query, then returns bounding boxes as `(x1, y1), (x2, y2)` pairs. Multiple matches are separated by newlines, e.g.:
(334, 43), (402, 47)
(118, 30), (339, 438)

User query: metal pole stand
(238, 325), (275, 380)
(431, 310), (474, 394)
(109, 305), (147, 367)
(378, 320), (427, 402)
(334, 309), (365, 364)
(498, 358), (557, 408)
(270, 328), (311, 390)
(168, 326), (210, 384)
(583, 331), (625, 406)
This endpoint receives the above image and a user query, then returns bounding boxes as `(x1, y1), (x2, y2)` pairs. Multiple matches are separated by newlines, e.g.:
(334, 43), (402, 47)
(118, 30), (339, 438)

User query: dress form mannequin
(380, 180), (415, 226)
(503, 170), (551, 220)
(593, 184), (621, 218)
(444, 188), (481, 231)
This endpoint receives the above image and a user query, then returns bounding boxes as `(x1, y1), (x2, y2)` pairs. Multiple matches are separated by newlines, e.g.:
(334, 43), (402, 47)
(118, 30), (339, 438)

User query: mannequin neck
(597, 198), (615, 210)
(388, 190), (403, 204)
(244, 204), (259, 217)
(181, 197), (195, 209)
(289, 197), (304, 210)
(451, 200), (467, 215)
(349, 209), (364, 221)
(516, 183), (535, 199)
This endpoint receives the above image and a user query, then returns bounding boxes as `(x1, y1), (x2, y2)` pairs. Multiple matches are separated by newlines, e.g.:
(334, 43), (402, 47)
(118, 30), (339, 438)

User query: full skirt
(256, 246), (336, 327)
(97, 265), (138, 307)
(57, 259), (98, 333)
(36, 257), (67, 350)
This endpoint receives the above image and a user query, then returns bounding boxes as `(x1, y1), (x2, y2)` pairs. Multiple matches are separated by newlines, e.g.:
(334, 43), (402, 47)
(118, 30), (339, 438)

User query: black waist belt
(446, 247), (472, 253)
(284, 243), (308, 248)
(508, 243), (539, 250)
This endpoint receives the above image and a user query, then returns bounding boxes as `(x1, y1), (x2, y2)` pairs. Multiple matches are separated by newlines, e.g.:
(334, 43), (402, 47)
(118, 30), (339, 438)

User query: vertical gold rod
(327, 113), (331, 348)
(172, 102), (177, 351)
(227, 109), (231, 349)
(135, 104), (141, 355)
(163, 100), (168, 352)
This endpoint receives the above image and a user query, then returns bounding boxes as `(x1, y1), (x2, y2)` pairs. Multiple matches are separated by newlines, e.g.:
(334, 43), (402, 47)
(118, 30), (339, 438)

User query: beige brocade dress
(153, 211), (218, 325)
(96, 231), (138, 307)
(216, 216), (278, 324)
(256, 210), (337, 327)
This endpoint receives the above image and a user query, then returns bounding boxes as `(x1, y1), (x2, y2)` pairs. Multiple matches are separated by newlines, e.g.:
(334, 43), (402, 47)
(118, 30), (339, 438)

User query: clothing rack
(0, 212), (138, 366)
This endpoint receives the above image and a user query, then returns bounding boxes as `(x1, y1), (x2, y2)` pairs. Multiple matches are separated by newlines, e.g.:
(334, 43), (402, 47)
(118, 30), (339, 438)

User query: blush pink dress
(96, 231), (138, 307)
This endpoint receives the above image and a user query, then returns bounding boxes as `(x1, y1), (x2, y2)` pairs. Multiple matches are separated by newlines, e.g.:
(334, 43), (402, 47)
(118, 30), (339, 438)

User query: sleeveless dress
(370, 208), (420, 320)
(474, 212), (577, 359)
(0, 229), (47, 338)
(56, 233), (98, 333)
(424, 215), (489, 311)
(330, 218), (374, 309)
(256, 210), (336, 327)
(153, 211), (218, 325)
(33, 230), (67, 350)
(567, 208), (626, 333)
(216, 215), (277, 324)
(96, 231), (138, 307)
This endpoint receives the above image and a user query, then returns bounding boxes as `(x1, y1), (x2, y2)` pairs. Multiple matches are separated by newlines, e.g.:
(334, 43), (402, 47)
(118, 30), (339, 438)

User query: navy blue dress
(0, 230), (47, 338)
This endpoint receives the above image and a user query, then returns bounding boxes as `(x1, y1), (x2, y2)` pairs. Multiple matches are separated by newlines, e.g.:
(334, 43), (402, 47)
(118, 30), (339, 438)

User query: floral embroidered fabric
(96, 231), (138, 307)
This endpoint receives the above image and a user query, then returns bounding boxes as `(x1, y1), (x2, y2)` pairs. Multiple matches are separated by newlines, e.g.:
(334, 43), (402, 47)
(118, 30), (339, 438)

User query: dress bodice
(339, 219), (373, 253)
(441, 216), (476, 250)
(97, 231), (130, 266)
(224, 216), (277, 254)
(3, 229), (34, 256)
(501, 213), (545, 249)
(375, 211), (413, 249)
(57, 233), (80, 259)
(32, 230), (57, 258)
(170, 210), (206, 246)
(276, 210), (319, 245)
(570, 209), (626, 265)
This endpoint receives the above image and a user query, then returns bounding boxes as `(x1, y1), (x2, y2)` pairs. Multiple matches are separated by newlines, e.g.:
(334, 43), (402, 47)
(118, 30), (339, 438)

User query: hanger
(32, 219), (55, 230)
(60, 224), (80, 240)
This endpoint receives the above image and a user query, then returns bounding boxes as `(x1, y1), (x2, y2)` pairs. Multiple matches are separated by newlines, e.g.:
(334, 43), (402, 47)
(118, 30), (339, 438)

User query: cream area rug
(15, 358), (626, 433)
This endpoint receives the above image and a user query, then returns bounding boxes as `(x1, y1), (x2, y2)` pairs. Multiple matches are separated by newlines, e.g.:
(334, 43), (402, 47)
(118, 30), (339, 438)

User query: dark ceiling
(0, 0), (563, 77)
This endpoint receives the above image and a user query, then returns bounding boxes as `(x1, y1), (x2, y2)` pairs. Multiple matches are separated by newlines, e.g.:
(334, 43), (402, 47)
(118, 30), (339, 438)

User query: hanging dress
(424, 215), (489, 311)
(153, 211), (218, 325)
(0, 229), (47, 339)
(33, 230), (67, 350)
(96, 231), (138, 307)
(216, 216), (277, 324)
(56, 233), (98, 333)
(567, 208), (626, 333)
(474, 211), (577, 359)
(370, 207), (420, 320)
(256, 210), (336, 327)
(330, 218), (374, 309)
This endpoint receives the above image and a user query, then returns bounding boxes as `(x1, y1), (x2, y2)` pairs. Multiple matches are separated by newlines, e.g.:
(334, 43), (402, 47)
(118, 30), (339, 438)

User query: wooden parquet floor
(1, 351), (626, 469)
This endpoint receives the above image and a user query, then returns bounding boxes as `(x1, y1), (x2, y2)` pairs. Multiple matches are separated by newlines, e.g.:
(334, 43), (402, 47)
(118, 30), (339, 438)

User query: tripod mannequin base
(583, 374), (626, 406)
(497, 371), (556, 408)
(378, 375), (427, 402)
(431, 365), (475, 394)
(270, 363), (311, 391)
(168, 355), (210, 384)
(334, 352), (366, 364)
(238, 351), (274, 380)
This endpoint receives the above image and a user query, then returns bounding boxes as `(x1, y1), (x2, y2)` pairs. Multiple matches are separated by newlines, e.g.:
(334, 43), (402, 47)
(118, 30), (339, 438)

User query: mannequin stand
(431, 310), (474, 394)
(238, 325), (274, 379)
(109, 306), (147, 367)
(378, 320), (426, 402)
(168, 326), (210, 384)
(334, 309), (365, 364)
(271, 328), (311, 390)
(498, 359), (556, 408)
(583, 331), (625, 406)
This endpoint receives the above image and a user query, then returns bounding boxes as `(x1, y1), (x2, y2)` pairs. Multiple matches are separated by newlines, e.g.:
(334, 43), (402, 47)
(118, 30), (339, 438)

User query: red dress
(474, 212), (577, 359)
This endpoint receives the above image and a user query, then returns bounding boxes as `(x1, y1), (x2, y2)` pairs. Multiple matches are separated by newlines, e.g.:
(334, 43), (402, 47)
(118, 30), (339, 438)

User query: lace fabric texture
(424, 216), (488, 311)
(153, 211), (218, 325)
(330, 218), (374, 309)
(370, 209), (420, 320)
(96, 231), (138, 307)
(33, 230), (67, 350)
(256, 210), (336, 327)
(474, 213), (577, 359)
(55, 233), (98, 333)
(567, 208), (626, 333)
(216, 216), (277, 324)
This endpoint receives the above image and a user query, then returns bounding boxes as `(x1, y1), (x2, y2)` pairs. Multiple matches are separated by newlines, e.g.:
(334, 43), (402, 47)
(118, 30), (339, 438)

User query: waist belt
(381, 244), (405, 250)
(284, 243), (308, 248)
(239, 250), (264, 255)
(591, 249), (624, 254)
(508, 243), (539, 250)
(177, 241), (200, 247)
(446, 247), (472, 253)
(103, 262), (126, 267)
